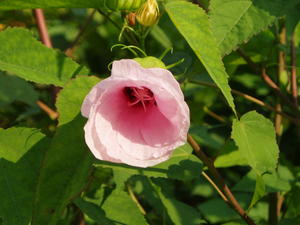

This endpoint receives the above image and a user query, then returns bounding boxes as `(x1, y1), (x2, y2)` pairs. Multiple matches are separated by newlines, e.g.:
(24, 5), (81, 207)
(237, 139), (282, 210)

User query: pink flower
(81, 59), (190, 168)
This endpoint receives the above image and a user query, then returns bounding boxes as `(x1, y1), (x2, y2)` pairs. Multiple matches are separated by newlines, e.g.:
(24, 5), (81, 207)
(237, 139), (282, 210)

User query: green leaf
(0, 0), (106, 10)
(0, 127), (49, 225)
(95, 144), (202, 181)
(74, 198), (114, 225)
(134, 56), (166, 69)
(32, 76), (98, 225)
(150, 25), (173, 49)
(165, 1), (236, 115)
(0, 28), (89, 86)
(0, 73), (38, 107)
(198, 193), (251, 224)
(249, 175), (265, 208)
(157, 189), (205, 225)
(56, 75), (100, 125)
(209, 0), (276, 55)
(214, 141), (248, 168)
(231, 111), (279, 174)
(101, 189), (148, 225)
(234, 166), (293, 193)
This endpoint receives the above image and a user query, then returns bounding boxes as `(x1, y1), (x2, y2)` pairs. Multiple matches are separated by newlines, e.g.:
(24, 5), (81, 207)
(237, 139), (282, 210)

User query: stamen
(123, 86), (156, 111)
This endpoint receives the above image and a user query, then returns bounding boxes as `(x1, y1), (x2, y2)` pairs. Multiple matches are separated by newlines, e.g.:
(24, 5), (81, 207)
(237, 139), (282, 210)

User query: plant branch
(127, 184), (146, 215)
(237, 48), (300, 115)
(291, 32), (298, 106)
(201, 171), (228, 202)
(237, 49), (260, 73)
(65, 9), (97, 57)
(203, 106), (227, 123)
(189, 79), (300, 125)
(97, 9), (139, 46)
(33, 9), (52, 48)
(36, 100), (59, 120)
(261, 68), (300, 114)
(187, 134), (257, 225)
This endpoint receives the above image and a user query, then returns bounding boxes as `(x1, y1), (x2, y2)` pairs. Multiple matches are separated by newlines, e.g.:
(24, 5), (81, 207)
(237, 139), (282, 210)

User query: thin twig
(269, 193), (279, 225)
(237, 48), (300, 114)
(261, 68), (300, 114)
(189, 80), (300, 125)
(36, 100), (59, 120)
(187, 134), (257, 225)
(237, 49), (260, 73)
(127, 184), (146, 215)
(203, 106), (227, 123)
(97, 9), (139, 46)
(65, 10), (97, 57)
(201, 171), (228, 202)
(33, 9), (52, 48)
(291, 32), (298, 106)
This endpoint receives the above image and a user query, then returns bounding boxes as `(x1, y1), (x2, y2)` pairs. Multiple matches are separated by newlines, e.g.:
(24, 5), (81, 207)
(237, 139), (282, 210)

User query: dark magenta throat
(123, 86), (156, 111)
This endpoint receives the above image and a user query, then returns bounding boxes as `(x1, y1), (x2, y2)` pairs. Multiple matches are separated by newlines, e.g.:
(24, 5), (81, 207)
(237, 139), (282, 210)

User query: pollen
(123, 86), (156, 111)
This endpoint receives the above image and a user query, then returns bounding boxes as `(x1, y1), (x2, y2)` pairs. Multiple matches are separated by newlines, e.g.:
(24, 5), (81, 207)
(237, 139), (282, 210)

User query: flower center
(123, 86), (156, 111)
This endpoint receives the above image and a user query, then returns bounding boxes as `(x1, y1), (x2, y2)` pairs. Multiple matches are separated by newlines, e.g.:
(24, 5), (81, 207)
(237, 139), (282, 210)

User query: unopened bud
(126, 12), (136, 26)
(136, 0), (160, 27)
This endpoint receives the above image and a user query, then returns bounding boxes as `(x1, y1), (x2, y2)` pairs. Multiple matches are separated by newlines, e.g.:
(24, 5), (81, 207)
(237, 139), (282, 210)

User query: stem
(127, 184), (146, 215)
(33, 9), (52, 48)
(269, 193), (279, 225)
(97, 9), (139, 46)
(203, 106), (227, 123)
(33, 9), (61, 101)
(237, 49), (260, 73)
(238, 47), (300, 115)
(201, 171), (228, 202)
(65, 9), (96, 57)
(269, 26), (285, 225)
(187, 134), (257, 225)
(261, 68), (300, 114)
(291, 32), (298, 106)
(36, 100), (59, 120)
(189, 79), (300, 125)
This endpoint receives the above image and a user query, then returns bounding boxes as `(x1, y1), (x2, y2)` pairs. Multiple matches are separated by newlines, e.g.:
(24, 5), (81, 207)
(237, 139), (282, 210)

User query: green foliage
(0, 73), (38, 107)
(232, 111), (279, 175)
(0, 0), (106, 9)
(101, 189), (148, 225)
(56, 75), (100, 125)
(157, 188), (205, 225)
(214, 141), (248, 168)
(0, 127), (49, 225)
(74, 198), (114, 225)
(0, 28), (89, 86)
(1, 1), (300, 225)
(32, 76), (98, 225)
(209, 0), (276, 55)
(134, 56), (166, 69)
(95, 144), (202, 181)
(165, 1), (236, 115)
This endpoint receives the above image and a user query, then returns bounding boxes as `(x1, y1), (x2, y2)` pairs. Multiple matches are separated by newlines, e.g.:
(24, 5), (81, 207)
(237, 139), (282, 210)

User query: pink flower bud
(81, 59), (190, 168)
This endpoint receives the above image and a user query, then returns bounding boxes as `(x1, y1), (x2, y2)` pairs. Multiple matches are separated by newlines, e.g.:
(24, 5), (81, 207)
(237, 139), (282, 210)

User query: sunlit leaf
(165, 1), (236, 115)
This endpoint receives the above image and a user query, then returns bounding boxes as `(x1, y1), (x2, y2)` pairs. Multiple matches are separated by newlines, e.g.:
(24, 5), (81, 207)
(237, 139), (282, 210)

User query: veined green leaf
(32, 76), (99, 225)
(102, 189), (148, 225)
(157, 188), (205, 225)
(0, 28), (89, 86)
(209, 0), (276, 55)
(0, 128), (49, 225)
(0, 73), (38, 107)
(165, 1), (236, 115)
(56, 75), (100, 125)
(0, 0), (105, 10)
(232, 111), (279, 175)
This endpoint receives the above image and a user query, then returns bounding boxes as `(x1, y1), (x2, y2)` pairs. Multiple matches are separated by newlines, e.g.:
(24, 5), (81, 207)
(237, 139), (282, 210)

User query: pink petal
(81, 59), (190, 168)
